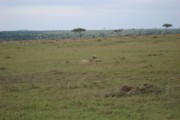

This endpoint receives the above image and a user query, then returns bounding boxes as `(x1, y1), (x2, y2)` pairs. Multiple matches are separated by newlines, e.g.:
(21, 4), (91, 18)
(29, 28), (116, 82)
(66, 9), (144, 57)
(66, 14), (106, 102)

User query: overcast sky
(0, 0), (180, 30)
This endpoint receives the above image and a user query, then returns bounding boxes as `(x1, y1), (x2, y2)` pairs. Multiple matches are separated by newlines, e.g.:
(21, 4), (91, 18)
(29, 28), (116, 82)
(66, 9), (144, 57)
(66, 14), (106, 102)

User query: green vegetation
(1, 29), (180, 40)
(71, 28), (86, 38)
(113, 29), (123, 36)
(163, 24), (173, 29)
(0, 34), (180, 120)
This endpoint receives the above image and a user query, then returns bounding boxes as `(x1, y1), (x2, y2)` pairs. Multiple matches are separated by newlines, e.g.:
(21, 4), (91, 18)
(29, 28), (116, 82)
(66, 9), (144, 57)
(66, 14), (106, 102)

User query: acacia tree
(113, 29), (123, 36)
(71, 28), (86, 38)
(162, 24), (173, 34)
(162, 24), (172, 29)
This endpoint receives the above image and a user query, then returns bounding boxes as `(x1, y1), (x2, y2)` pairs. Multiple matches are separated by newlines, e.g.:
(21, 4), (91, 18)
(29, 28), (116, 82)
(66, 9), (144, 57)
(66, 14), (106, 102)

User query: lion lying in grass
(80, 56), (97, 64)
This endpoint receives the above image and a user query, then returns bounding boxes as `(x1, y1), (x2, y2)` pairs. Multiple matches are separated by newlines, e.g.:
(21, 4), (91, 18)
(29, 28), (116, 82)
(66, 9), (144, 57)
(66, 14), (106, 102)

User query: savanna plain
(0, 34), (180, 120)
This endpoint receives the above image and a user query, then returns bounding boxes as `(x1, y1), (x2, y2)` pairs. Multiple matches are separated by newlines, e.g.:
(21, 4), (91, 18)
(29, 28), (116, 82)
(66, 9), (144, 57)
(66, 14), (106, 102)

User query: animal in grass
(80, 56), (97, 64)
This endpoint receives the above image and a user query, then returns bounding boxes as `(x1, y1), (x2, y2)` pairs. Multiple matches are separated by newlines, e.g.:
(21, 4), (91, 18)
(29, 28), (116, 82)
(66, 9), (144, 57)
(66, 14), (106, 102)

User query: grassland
(0, 34), (180, 120)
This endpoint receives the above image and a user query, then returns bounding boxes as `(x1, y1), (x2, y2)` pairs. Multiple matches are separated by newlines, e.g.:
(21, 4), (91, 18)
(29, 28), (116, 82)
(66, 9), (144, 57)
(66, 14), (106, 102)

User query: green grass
(0, 35), (180, 120)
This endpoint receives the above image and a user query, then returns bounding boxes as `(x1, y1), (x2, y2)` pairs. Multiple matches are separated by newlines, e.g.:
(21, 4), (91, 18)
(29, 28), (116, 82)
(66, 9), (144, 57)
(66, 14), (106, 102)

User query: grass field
(0, 34), (180, 120)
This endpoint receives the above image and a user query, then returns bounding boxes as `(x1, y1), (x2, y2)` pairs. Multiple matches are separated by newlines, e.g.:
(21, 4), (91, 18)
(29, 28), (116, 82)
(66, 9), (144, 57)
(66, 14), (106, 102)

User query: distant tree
(113, 29), (123, 36)
(71, 28), (86, 38)
(162, 24), (172, 29)
(162, 24), (173, 34)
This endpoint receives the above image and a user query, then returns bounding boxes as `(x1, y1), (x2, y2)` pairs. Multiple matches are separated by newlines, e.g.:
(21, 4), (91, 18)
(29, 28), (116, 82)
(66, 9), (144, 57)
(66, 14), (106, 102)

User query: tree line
(0, 28), (180, 41)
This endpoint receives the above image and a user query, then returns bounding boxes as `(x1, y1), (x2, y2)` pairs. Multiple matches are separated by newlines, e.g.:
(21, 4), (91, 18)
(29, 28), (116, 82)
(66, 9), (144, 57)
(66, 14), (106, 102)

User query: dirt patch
(105, 83), (164, 98)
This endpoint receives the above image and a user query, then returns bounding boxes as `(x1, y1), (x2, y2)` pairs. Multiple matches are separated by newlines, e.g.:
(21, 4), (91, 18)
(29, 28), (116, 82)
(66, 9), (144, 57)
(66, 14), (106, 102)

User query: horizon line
(1, 27), (180, 32)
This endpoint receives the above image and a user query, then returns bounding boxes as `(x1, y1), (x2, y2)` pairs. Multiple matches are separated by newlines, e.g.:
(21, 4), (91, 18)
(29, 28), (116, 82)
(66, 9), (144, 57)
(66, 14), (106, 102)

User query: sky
(0, 0), (180, 30)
